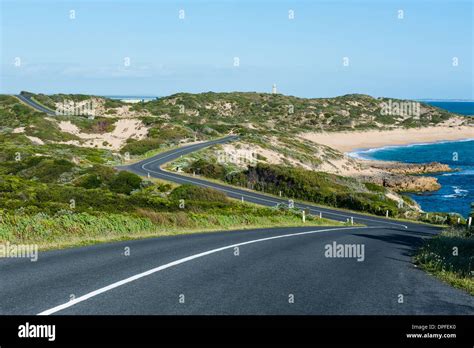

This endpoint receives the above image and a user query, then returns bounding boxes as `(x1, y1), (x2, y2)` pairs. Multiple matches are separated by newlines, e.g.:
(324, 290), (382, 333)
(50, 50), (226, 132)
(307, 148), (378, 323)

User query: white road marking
(38, 226), (377, 315)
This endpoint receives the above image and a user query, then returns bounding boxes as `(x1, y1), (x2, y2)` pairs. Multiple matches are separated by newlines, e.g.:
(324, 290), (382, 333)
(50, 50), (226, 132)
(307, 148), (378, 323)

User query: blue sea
(105, 95), (158, 102)
(354, 140), (473, 217)
(424, 101), (474, 116)
(352, 101), (473, 217)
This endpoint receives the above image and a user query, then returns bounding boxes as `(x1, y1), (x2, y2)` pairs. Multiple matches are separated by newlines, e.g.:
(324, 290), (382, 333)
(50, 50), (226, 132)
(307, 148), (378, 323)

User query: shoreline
(300, 126), (474, 154)
(347, 137), (474, 159)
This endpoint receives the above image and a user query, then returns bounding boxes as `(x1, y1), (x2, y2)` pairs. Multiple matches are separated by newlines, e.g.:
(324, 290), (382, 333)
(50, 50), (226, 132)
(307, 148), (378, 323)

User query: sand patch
(13, 127), (25, 134)
(25, 136), (45, 145)
(56, 119), (148, 150)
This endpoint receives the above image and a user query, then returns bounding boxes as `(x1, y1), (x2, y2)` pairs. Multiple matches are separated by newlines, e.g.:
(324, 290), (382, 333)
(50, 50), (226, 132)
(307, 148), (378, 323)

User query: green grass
(0, 209), (340, 251)
(0, 154), (343, 250)
(414, 227), (474, 295)
(30, 96), (56, 111)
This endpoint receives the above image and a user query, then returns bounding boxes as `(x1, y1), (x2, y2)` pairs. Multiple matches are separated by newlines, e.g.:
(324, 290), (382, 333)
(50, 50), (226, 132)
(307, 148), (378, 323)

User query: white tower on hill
(272, 84), (277, 94)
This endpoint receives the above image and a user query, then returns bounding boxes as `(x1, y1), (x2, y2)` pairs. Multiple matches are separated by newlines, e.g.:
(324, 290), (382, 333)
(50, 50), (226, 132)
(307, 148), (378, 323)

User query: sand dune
(56, 119), (147, 150)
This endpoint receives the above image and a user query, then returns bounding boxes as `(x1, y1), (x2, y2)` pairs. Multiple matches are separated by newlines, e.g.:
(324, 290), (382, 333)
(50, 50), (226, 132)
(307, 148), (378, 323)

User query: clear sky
(0, 0), (472, 99)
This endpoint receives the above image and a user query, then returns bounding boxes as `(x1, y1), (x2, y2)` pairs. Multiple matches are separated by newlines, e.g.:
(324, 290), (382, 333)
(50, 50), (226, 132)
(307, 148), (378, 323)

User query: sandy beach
(300, 126), (474, 153)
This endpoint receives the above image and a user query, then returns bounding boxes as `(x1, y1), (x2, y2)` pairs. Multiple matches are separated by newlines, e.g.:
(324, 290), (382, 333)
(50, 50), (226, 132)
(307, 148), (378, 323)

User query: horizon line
(4, 90), (474, 102)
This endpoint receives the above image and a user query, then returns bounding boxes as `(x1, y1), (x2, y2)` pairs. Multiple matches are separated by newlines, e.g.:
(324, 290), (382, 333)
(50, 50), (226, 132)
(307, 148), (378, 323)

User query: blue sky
(0, 0), (472, 99)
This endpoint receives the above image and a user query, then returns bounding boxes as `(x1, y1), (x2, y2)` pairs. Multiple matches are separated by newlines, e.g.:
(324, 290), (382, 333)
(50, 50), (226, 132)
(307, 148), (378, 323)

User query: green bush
(121, 139), (164, 155)
(109, 171), (142, 194)
(188, 160), (400, 217)
(169, 184), (228, 203)
(187, 159), (227, 180)
(75, 174), (103, 189)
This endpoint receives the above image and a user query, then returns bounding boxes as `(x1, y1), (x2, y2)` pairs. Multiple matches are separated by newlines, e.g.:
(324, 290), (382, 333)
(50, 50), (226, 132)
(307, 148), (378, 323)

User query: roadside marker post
(386, 210), (389, 218)
(468, 217), (472, 230)
(351, 217), (354, 225)
(302, 210), (306, 223)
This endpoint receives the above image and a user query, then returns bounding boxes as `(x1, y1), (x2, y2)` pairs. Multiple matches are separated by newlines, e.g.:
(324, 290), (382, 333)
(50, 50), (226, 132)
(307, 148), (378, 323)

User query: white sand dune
(56, 119), (148, 150)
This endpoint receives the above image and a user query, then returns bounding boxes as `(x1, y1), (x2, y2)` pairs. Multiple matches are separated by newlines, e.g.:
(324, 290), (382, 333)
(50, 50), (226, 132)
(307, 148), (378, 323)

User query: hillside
(23, 90), (469, 130)
(2, 91), (472, 226)
(0, 94), (342, 249)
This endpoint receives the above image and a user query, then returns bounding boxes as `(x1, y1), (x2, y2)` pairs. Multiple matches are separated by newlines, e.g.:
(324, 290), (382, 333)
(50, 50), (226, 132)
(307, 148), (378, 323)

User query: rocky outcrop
(367, 161), (452, 175)
(361, 173), (441, 192)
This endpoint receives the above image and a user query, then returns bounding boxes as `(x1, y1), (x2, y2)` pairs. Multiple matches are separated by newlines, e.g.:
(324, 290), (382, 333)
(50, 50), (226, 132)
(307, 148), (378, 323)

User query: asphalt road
(1, 139), (472, 315)
(15, 94), (56, 115)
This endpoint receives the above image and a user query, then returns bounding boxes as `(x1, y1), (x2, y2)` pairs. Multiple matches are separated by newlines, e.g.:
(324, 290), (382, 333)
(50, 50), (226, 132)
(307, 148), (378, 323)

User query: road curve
(15, 94), (56, 115)
(124, 136), (416, 230)
(0, 137), (472, 315)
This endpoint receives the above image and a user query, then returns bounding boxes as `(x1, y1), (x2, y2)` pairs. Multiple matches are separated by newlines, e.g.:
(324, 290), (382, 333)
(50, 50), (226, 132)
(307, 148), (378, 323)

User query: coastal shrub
(419, 212), (464, 226)
(31, 94), (56, 110)
(65, 116), (115, 134)
(189, 161), (400, 217)
(75, 165), (116, 189)
(148, 125), (191, 141)
(4, 158), (75, 183)
(364, 182), (385, 193)
(187, 159), (227, 180)
(169, 184), (228, 203)
(121, 138), (164, 155)
(415, 227), (474, 294)
(104, 99), (124, 109)
(108, 171), (142, 194)
(75, 174), (103, 189)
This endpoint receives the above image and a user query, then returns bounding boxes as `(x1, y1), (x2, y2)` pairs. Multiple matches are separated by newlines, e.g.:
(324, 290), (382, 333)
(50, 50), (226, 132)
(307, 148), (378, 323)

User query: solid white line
(37, 226), (375, 315)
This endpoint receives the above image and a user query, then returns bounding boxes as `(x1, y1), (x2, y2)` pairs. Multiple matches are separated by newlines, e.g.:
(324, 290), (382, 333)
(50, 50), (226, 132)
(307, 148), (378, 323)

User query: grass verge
(0, 209), (344, 251)
(414, 227), (474, 295)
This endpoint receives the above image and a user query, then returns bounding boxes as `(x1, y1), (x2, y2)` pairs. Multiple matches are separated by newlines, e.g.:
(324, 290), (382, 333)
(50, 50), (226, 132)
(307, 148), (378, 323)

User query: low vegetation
(0, 179), (337, 249)
(415, 219), (474, 295)
(184, 160), (404, 217)
(1, 91), (470, 253)
(0, 135), (337, 249)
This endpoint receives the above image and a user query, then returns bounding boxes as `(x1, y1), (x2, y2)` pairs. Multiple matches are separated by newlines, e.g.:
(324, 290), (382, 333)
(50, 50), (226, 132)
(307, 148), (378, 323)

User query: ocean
(105, 95), (157, 102)
(354, 140), (473, 217)
(424, 101), (474, 116)
(351, 101), (473, 217)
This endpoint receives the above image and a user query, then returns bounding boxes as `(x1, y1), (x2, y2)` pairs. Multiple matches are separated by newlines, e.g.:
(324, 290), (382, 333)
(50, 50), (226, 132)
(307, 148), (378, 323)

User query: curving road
(15, 94), (56, 115)
(1, 139), (473, 315)
(125, 136), (413, 229)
